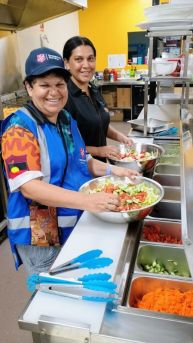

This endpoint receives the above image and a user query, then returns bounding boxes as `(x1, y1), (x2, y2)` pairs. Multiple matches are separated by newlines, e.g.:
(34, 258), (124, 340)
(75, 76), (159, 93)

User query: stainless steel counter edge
(96, 80), (145, 86)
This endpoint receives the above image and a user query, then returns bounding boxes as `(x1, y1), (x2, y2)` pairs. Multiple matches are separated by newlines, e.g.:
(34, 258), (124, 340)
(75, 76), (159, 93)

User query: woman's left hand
(120, 136), (134, 146)
(111, 165), (140, 180)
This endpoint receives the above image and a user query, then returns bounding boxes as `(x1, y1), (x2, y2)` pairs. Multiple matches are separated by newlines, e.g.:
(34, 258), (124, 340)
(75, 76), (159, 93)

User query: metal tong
(27, 273), (118, 303)
(37, 284), (118, 303)
(49, 249), (113, 275)
(27, 272), (115, 292)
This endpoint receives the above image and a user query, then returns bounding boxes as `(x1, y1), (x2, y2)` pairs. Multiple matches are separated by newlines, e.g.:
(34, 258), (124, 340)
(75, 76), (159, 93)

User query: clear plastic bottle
(120, 69), (126, 79)
(109, 72), (114, 82)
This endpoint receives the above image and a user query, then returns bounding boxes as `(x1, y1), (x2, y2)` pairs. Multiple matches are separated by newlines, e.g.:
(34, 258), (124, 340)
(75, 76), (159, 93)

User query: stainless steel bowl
(108, 143), (164, 177)
(79, 175), (164, 223)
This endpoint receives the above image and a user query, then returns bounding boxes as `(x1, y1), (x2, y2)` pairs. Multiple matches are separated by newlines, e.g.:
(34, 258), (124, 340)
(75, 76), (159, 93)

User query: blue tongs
(27, 272), (118, 303)
(49, 249), (113, 275)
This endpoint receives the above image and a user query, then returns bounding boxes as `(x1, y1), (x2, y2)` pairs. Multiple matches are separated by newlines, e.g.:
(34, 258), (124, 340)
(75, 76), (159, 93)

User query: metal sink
(163, 186), (181, 201)
(149, 200), (181, 220)
(154, 164), (180, 176)
(159, 156), (180, 165)
(153, 174), (180, 187)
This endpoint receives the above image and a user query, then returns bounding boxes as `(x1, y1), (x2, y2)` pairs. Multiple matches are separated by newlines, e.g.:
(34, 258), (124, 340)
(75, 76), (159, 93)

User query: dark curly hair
(24, 69), (69, 87)
(63, 36), (96, 61)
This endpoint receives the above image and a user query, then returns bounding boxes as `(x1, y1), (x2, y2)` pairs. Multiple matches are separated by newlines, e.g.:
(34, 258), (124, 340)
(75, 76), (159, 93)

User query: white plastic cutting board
(138, 104), (180, 122)
(22, 211), (128, 333)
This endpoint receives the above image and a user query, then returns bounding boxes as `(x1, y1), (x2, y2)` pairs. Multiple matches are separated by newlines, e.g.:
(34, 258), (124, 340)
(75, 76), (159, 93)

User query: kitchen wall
(0, 11), (79, 94)
(0, 0), (152, 94)
(17, 11), (79, 78)
(78, 0), (152, 70)
(0, 33), (23, 94)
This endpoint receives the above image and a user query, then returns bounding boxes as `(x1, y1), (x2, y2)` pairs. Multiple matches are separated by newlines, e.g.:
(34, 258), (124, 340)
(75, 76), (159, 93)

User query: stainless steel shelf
(147, 30), (193, 38)
(143, 77), (192, 83)
(142, 28), (192, 136)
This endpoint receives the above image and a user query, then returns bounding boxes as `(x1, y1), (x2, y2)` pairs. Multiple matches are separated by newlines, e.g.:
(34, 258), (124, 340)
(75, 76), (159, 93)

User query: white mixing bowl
(152, 59), (177, 76)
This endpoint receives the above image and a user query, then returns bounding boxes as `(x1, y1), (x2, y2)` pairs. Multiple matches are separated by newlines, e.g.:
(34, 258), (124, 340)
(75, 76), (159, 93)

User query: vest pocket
(30, 204), (60, 246)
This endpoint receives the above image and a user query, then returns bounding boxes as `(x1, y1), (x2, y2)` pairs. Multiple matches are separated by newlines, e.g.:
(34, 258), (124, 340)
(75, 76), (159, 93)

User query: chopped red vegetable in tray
(142, 223), (182, 244)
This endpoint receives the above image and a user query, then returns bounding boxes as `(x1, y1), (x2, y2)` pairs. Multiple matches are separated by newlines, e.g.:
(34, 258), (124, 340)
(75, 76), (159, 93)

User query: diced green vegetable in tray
(141, 259), (190, 277)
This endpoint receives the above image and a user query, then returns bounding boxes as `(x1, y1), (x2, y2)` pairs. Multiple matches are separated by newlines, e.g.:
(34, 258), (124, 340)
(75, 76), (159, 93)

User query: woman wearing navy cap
(1, 47), (139, 275)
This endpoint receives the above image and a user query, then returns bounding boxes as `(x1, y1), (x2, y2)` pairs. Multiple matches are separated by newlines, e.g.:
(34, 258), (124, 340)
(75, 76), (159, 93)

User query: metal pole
(148, 36), (154, 78)
(144, 81), (149, 137)
(185, 81), (190, 110)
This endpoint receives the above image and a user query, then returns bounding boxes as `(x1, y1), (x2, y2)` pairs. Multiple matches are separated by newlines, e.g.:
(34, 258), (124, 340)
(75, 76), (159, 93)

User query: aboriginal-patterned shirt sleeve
(1, 116), (43, 192)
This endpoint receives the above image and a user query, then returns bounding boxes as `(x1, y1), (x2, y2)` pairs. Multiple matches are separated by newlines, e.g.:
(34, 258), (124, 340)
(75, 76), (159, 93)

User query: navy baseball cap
(25, 47), (70, 80)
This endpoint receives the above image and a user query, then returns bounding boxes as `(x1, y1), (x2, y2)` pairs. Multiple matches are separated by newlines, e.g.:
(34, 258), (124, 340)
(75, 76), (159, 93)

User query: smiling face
(64, 45), (96, 89)
(25, 73), (68, 123)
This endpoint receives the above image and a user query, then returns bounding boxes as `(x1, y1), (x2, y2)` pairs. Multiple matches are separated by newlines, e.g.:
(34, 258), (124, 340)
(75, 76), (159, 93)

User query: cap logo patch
(48, 54), (61, 61)
(37, 54), (46, 63)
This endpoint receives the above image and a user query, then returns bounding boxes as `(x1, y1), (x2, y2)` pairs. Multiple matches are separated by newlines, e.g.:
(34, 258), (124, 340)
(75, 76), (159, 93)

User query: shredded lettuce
(89, 180), (159, 208)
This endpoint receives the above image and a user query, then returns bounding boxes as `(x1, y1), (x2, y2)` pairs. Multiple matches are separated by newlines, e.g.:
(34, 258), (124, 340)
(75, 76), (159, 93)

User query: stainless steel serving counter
(18, 115), (193, 343)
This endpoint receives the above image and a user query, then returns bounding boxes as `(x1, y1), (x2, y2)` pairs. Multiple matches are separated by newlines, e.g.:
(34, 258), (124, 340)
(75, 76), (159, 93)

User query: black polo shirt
(65, 78), (110, 162)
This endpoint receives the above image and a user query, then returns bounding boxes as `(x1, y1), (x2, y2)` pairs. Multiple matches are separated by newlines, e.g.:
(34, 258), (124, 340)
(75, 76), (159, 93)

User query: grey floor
(0, 238), (33, 343)
(0, 121), (130, 343)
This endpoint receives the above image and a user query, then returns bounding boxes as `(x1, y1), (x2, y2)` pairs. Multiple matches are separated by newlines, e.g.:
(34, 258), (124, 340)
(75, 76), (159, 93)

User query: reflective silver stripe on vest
(58, 216), (77, 228)
(21, 108), (51, 183)
(8, 216), (30, 230)
(8, 215), (78, 230)
(37, 125), (51, 183)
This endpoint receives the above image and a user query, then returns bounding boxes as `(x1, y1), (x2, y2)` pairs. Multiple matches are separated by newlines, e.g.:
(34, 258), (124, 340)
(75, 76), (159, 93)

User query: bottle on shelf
(109, 71), (114, 82)
(113, 69), (118, 81)
(103, 68), (110, 81)
(130, 65), (136, 77)
(109, 69), (118, 82)
(120, 68), (126, 79)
